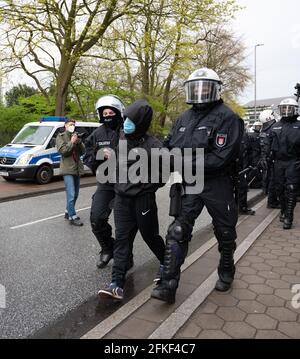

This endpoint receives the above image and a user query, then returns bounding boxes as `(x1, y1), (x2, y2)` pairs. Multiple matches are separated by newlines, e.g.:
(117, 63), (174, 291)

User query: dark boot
(151, 278), (178, 304)
(283, 185), (296, 230)
(95, 235), (114, 268)
(279, 211), (285, 223)
(239, 207), (255, 215)
(214, 228), (237, 292)
(216, 244), (236, 292)
(151, 221), (188, 304)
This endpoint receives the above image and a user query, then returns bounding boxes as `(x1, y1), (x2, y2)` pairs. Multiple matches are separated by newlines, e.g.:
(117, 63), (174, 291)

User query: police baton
(238, 166), (256, 176)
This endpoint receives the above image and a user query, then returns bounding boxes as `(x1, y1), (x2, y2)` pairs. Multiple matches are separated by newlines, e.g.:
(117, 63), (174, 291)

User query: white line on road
(10, 207), (91, 230)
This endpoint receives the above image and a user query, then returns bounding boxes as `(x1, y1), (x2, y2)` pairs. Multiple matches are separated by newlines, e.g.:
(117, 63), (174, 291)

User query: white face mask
(67, 125), (75, 133)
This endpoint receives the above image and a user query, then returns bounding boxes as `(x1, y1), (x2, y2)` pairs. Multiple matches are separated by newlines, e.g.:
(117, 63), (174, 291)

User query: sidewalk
(175, 206), (300, 339)
(83, 197), (300, 339)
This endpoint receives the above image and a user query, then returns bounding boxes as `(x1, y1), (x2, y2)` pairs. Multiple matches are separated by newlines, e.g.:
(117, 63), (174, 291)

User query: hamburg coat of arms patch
(216, 133), (227, 148)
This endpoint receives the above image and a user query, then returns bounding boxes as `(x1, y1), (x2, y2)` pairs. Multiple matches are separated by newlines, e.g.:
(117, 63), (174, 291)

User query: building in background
(243, 96), (293, 122)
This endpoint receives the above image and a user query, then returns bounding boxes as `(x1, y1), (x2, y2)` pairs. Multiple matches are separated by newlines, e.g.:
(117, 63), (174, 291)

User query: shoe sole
(69, 222), (83, 226)
(98, 289), (123, 300)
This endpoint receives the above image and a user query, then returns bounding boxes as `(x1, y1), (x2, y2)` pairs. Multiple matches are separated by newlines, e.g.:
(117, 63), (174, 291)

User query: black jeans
(112, 192), (165, 288)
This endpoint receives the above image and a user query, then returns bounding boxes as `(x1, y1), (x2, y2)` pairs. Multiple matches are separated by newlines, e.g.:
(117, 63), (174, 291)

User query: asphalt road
(0, 184), (212, 339)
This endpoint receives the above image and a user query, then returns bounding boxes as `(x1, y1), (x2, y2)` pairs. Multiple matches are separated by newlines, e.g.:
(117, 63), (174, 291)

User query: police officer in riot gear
(84, 95), (133, 268)
(239, 130), (255, 215)
(259, 110), (280, 208)
(247, 121), (263, 188)
(151, 68), (244, 303)
(268, 98), (300, 229)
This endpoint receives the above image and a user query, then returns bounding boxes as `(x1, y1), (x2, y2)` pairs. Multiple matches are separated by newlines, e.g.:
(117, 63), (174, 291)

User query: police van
(0, 116), (99, 184)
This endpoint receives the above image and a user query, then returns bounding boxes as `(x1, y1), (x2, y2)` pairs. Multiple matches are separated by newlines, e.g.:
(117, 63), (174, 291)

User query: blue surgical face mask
(123, 118), (136, 134)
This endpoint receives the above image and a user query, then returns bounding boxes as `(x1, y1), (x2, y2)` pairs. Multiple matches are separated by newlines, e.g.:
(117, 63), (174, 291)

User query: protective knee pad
(163, 220), (189, 280)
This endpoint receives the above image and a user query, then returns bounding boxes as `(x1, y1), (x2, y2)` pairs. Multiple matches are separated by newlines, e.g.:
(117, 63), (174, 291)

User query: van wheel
(35, 165), (53, 185)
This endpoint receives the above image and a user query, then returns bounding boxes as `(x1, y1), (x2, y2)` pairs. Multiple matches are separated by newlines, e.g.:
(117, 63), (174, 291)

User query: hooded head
(123, 99), (153, 139)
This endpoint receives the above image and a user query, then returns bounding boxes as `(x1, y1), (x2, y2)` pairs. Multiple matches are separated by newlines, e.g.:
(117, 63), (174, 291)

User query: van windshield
(12, 126), (54, 145)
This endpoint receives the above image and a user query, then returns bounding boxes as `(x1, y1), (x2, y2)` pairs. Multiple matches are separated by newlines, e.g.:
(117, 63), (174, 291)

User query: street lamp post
(254, 43), (264, 121)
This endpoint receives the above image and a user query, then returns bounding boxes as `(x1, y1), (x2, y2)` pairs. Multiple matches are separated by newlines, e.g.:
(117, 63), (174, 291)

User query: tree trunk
(159, 25), (182, 127)
(55, 59), (76, 116)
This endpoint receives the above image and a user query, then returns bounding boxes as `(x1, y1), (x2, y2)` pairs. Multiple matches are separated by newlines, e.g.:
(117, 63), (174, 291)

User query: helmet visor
(279, 105), (298, 117)
(185, 80), (220, 104)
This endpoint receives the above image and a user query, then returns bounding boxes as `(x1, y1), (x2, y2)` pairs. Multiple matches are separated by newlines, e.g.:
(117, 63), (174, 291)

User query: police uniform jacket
(164, 100), (243, 179)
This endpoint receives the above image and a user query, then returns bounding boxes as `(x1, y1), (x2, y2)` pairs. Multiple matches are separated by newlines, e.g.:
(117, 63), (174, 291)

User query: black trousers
(266, 165), (279, 205)
(112, 192), (165, 288)
(274, 160), (300, 210)
(90, 186), (115, 247)
(179, 176), (238, 241)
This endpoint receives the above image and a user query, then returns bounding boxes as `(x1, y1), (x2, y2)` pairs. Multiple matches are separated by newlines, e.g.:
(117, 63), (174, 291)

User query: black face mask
(102, 115), (120, 130)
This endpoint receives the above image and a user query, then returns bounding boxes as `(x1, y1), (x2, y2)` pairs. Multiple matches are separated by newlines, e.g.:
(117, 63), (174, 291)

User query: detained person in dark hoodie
(98, 100), (166, 300)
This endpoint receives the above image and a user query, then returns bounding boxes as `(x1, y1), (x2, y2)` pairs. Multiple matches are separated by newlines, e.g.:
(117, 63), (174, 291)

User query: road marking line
(10, 207), (91, 230)
(81, 198), (267, 339)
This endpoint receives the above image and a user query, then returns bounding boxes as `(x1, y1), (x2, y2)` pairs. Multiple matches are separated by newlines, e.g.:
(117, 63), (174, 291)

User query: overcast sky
(233, 0), (300, 104)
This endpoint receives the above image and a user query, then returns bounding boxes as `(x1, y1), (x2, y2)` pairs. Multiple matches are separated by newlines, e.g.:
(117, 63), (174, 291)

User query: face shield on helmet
(259, 110), (275, 124)
(278, 98), (299, 118)
(253, 121), (262, 132)
(184, 68), (222, 105)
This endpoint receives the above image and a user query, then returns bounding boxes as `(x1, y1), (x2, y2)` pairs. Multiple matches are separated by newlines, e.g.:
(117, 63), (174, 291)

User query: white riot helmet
(259, 110), (275, 124)
(184, 68), (222, 104)
(95, 94), (125, 123)
(278, 98), (299, 118)
(253, 121), (263, 132)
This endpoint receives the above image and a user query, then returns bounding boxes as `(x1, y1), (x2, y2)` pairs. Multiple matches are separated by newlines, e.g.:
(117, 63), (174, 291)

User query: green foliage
(18, 94), (56, 115)
(0, 105), (38, 146)
(5, 84), (39, 107)
(226, 99), (246, 118)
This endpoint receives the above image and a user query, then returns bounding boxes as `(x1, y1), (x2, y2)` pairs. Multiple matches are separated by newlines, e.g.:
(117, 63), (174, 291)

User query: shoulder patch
(216, 133), (227, 148)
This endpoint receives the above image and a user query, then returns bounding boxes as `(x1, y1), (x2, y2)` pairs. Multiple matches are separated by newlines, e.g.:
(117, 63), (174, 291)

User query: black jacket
(164, 100), (244, 177)
(260, 119), (277, 160)
(248, 131), (262, 166)
(83, 125), (119, 189)
(269, 117), (300, 161)
(239, 132), (251, 170)
(115, 100), (165, 197)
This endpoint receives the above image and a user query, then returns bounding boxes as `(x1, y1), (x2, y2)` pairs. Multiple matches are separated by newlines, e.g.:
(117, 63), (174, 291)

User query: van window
(12, 126), (54, 145)
(47, 128), (62, 149)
